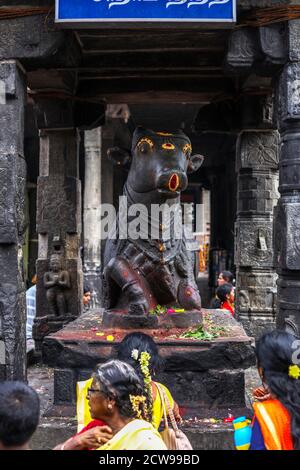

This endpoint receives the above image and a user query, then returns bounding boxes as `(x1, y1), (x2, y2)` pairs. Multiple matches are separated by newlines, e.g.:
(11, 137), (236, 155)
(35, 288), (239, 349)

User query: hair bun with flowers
(130, 349), (153, 422)
(129, 394), (147, 419)
(131, 349), (139, 361)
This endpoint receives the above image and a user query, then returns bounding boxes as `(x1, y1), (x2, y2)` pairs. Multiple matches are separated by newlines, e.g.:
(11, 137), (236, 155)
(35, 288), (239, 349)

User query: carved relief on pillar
(277, 276), (300, 335)
(44, 253), (71, 319)
(278, 130), (300, 194)
(274, 203), (300, 271)
(259, 23), (287, 66)
(0, 61), (26, 380)
(0, 156), (17, 243)
(225, 28), (258, 73)
(35, 235), (81, 348)
(235, 220), (274, 269)
(238, 172), (279, 215)
(225, 24), (286, 75)
(236, 271), (277, 316)
(33, 115), (83, 348)
(278, 63), (300, 122)
(37, 176), (80, 234)
(236, 131), (279, 171)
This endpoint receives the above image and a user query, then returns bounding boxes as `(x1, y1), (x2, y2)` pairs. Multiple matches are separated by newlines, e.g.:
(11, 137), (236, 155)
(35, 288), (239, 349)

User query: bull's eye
(183, 143), (192, 158)
(137, 137), (154, 154)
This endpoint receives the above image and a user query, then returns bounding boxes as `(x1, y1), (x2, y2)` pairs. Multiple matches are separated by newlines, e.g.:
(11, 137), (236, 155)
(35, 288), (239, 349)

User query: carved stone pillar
(275, 35), (300, 335)
(235, 130), (279, 336)
(0, 61), (26, 380)
(33, 99), (83, 350)
(83, 127), (102, 308)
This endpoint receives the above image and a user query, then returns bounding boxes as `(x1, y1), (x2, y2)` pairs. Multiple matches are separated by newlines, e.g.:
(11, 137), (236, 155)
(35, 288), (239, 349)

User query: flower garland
(129, 394), (147, 419)
(131, 349), (153, 422)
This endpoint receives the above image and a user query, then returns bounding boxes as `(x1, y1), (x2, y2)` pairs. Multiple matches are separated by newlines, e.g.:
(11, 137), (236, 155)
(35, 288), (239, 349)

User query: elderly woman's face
(87, 379), (110, 420)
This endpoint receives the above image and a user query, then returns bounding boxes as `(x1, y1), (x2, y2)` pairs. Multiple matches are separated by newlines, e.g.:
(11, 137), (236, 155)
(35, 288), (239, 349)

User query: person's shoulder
(26, 285), (36, 295)
(154, 381), (171, 395)
(139, 432), (167, 450)
(136, 423), (167, 450)
(154, 382), (174, 404)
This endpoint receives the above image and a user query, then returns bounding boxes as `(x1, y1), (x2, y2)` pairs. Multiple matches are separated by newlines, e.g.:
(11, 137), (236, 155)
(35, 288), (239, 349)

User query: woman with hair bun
(250, 330), (300, 450)
(87, 360), (166, 450)
(215, 283), (234, 316)
(116, 332), (181, 429)
(56, 360), (166, 450)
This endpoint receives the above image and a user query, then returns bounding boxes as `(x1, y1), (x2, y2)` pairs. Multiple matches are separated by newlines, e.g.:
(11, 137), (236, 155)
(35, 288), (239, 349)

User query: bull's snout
(157, 170), (188, 194)
(168, 173), (180, 192)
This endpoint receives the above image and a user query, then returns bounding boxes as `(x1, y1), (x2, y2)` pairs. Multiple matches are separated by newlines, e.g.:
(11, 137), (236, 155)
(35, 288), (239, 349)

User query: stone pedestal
(0, 61), (26, 380)
(102, 309), (202, 329)
(33, 99), (83, 350)
(42, 309), (255, 414)
(235, 130), (279, 336)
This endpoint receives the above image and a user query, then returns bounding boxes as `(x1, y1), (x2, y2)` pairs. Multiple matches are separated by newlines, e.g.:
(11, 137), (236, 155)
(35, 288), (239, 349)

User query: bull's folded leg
(105, 257), (149, 316)
(177, 280), (202, 311)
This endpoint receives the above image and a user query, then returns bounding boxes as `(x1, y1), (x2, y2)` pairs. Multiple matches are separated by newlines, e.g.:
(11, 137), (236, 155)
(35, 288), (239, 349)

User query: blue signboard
(56, 0), (236, 23)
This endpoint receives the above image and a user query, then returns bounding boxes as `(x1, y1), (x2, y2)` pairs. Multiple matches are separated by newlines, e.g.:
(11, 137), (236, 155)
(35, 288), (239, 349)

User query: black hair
(0, 381), (40, 447)
(84, 281), (91, 294)
(116, 332), (163, 379)
(216, 283), (233, 303)
(220, 271), (234, 283)
(93, 360), (150, 421)
(256, 330), (300, 450)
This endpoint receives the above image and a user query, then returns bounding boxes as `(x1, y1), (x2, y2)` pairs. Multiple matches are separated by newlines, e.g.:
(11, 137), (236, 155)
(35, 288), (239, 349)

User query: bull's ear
(187, 154), (205, 173)
(107, 147), (132, 169)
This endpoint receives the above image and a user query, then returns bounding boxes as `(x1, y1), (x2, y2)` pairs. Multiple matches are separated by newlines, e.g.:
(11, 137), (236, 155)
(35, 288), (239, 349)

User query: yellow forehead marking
(162, 142), (175, 150)
(183, 143), (192, 154)
(156, 132), (173, 137)
(137, 137), (154, 150)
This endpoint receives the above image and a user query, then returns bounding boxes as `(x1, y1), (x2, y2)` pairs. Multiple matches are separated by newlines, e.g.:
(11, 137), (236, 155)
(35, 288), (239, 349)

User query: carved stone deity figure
(44, 254), (71, 317)
(103, 127), (204, 325)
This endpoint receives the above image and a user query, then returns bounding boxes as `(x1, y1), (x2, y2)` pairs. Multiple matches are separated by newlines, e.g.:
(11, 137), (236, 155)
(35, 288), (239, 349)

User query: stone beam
(225, 24), (287, 76)
(0, 14), (81, 69)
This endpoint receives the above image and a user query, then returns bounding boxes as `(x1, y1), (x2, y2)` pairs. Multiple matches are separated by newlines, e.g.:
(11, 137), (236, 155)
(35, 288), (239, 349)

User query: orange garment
(253, 399), (294, 450)
(221, 301), (234, 316)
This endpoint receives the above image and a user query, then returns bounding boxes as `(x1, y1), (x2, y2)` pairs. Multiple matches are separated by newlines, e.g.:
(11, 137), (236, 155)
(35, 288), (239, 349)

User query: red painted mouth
(168, 173), (180, 192)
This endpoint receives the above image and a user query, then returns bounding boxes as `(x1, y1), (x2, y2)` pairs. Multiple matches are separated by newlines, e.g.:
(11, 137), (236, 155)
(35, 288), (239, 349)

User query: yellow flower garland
(130, 349), (153, 422)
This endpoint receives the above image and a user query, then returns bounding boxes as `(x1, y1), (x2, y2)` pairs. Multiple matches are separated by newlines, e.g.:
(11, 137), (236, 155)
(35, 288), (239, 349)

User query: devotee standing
(250, 330), (300, 450)
(0, 382), (40, 450)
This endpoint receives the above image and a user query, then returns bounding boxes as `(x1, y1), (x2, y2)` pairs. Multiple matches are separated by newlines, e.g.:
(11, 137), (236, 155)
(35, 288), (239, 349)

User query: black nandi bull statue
(103, 127), (204, 326)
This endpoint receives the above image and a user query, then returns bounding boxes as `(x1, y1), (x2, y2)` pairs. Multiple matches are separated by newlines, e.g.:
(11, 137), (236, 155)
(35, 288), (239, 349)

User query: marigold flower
(289, 364), (300, 380)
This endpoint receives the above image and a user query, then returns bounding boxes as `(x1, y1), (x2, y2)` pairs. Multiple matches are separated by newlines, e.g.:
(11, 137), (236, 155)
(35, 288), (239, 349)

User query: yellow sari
(98, 419), (167, 450)
(76, 379), (174, 432)
(152, 382), (174, 430)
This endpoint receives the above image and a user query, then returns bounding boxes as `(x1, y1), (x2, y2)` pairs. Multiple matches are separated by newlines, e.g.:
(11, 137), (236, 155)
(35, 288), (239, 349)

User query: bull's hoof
(128, 302), (148, 316)
(158, 309), (203, 328)
(102, 309), (158, 329)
